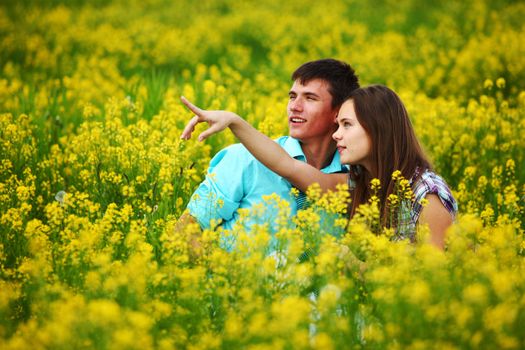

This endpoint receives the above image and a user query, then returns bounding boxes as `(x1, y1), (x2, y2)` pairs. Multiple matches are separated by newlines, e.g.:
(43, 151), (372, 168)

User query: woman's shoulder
(416, 169), (449, 189)
(412, 169), (458, 216)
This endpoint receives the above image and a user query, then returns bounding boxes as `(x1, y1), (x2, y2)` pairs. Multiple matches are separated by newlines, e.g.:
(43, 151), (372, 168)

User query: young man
(180, 59), (359, 237)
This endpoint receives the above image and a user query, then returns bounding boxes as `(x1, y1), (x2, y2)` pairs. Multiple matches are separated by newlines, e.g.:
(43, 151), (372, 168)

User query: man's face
(287, 79), (338, 143)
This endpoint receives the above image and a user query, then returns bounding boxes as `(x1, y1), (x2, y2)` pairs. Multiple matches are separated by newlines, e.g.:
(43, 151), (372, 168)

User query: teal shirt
(187, 136), (347, 233)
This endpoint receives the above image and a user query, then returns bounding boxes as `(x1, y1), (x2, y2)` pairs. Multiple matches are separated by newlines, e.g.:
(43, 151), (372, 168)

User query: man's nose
(289, 98), (303, 112)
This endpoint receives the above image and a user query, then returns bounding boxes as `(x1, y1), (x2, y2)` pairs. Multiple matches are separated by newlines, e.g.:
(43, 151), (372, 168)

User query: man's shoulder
(211, 142), (250, 160)
(274, 135), (290, 145)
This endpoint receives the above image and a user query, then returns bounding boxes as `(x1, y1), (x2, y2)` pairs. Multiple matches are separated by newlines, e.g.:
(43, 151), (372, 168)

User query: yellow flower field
(1, 0), (524, 349)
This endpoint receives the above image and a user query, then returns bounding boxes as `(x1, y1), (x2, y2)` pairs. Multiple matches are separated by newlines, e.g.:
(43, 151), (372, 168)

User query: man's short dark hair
(292, 58), (359, 108)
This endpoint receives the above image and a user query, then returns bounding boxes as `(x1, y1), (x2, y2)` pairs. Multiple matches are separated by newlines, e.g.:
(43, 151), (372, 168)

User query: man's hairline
(290, 77), (337, 107)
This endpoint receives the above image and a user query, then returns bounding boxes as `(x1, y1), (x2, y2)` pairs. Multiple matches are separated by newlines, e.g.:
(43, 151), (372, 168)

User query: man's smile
(289, 116), (307, 123)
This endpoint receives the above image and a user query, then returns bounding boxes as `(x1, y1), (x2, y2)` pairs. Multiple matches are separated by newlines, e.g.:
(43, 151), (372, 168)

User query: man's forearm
(174, 211), (203, 259)
(174, 211), (199, 232)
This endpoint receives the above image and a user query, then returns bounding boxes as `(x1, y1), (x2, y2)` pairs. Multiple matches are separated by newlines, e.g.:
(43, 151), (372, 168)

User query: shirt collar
(282, 136), (347, 173)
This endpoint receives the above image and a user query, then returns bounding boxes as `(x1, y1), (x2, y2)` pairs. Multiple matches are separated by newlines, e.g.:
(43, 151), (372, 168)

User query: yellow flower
(387, 193), (399, 206)
(463, 283), (487, 304)
(391, 170), (402, 180)
(370, 178), (381, 191)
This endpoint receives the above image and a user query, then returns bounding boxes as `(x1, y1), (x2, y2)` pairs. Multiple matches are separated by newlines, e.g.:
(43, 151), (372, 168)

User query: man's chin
(288, 129), (302, 140)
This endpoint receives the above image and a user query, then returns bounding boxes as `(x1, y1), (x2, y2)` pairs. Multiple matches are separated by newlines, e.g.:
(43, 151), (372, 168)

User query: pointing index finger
(180, 96), (203, 116)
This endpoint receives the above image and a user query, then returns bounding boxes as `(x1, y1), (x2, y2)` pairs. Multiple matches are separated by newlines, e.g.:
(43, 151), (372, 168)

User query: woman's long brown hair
(347, 85), (432, 226)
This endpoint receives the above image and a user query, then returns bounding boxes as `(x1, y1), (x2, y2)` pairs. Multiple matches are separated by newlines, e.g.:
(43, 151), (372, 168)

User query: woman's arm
(180, 97), (345, 192)
(418, 194), (453, 250)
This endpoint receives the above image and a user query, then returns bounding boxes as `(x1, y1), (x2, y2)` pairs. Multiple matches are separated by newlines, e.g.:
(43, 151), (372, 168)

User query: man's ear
(333, 110), (339, 123)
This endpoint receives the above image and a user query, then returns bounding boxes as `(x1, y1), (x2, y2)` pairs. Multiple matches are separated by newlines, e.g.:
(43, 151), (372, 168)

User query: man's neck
(300, 138), (337, 170)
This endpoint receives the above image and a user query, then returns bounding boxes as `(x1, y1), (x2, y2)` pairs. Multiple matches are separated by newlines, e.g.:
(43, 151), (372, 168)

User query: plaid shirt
(394, 169), (458, 241)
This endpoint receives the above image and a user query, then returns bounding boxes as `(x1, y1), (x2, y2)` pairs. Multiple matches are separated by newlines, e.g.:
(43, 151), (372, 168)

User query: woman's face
(332, 99), (372, 171)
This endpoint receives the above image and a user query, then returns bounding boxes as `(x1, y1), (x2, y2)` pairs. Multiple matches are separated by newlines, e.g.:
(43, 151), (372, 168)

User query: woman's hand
(180, 96), (240, 142)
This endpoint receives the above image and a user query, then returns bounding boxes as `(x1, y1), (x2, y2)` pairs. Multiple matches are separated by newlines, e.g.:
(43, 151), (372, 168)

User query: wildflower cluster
(0, 0), (524, 348)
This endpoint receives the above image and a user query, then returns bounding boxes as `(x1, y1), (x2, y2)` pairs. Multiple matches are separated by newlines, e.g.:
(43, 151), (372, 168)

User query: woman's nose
(332, 129), (341, 140)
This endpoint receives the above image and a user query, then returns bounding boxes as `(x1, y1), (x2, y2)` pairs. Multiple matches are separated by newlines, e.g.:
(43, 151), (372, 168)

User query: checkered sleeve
(411, 170), (458, 224)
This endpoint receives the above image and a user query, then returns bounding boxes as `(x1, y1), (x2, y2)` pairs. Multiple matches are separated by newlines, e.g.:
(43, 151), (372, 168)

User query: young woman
(180, 85), (457, 249)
